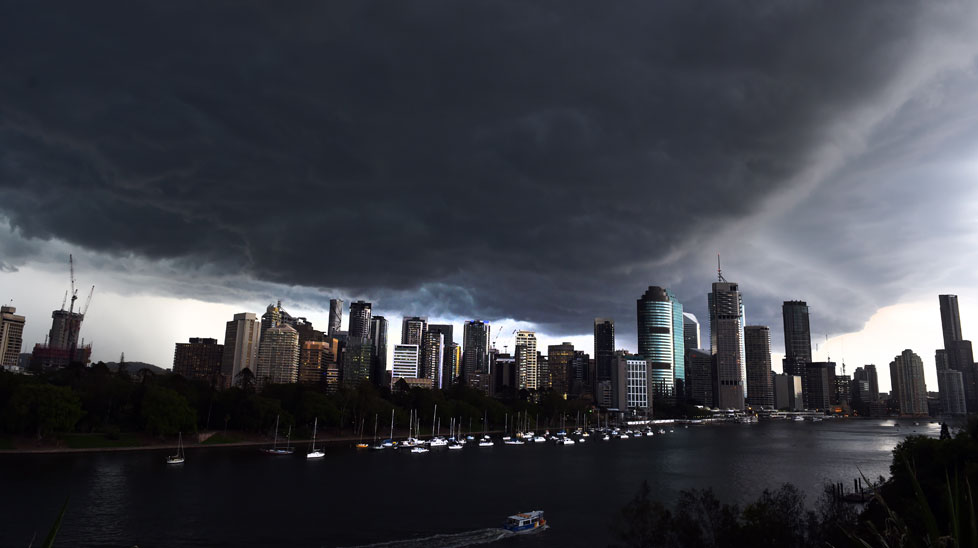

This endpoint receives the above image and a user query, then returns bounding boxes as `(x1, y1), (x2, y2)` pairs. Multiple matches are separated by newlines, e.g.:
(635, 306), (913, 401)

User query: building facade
(328, 298), (343, 337)
(782, 300), (813, 408)
(348, 301), (372, 342)
(612, 354), (653, 413)
(685, 349), (714, 407)
(515, 331), (538, 390)
(806, 362), (835, 411)
(256, 324), (300, 386)
(744, 326), (774, 409)
(709, 280), (746, 410)
(889, 349), (928, 417)
(221, 312), (261, 388)
(462, 320), (490, 384)
(0, 305), (25, 368)
(173, 337), (224, 384)
(594, 318), (616, 385)
(548, 342), (575, 396)
(637, 286), (684, 405)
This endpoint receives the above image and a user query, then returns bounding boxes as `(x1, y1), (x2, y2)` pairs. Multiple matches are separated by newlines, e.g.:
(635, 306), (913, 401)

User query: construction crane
(82, 285), (95, 316)
(492, 325), (505, 349)
(68, 254), (78, 314)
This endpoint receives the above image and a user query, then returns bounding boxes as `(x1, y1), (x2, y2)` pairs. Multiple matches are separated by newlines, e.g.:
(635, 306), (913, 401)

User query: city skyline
(4, 3), (978, 394)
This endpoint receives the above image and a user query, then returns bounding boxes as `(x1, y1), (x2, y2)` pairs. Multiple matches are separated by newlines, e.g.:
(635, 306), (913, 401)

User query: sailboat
(356, 417), (369, 449)
(371, 414), (385, 450)
(307, 417), (325, 459)
(263, 415), (295, 455)
(381, 409), (395, 448)
(167, 432), (185, 464)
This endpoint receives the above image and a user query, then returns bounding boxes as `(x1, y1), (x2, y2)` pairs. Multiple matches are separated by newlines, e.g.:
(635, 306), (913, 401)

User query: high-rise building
(260, 302), (284, 341)
(492, 352), (518, 396)
(548, 342), (575, 396)
(221, 312), (261, 388)
(782, 300), (813, 407)
(937, 367), (967, 416)
(428, 324), (454, 386)
(685, 349), (714, 407)
(401, 316), (428, 346)
(422, 331), (444, 389)
(772, 373), (803, 410)
(392, 343), (420, 380)
(348, 301), (372, 342)
(570, 350), (590, 396)
(462, 320), (490, 384)
(744, 326), (774, 409)
(709, 279), (746, 410)
(889, 349), (928, 417)
(369, 315), (388, 382)
(443, 341), (460, 387)
(342, 341), (375, 388)
(298, 340), (333, 385)
(32, 307), (92, 369)
(256, 324), (300, 386)
(637, 286), (684, 404)
(612, 354), (653, 413)
(173, 337), (223, 384)
(515, 331), (538, 389)
(683, 312), (700, 350)
(0, 305), (26, 369)
(538, 353), (550, 390)
(938, 295), (977, 411)
(805, 362), (835, 410)
(594, 318), (615, 384)
(939, 295), (963, 349)
(328, 299), (343, 337)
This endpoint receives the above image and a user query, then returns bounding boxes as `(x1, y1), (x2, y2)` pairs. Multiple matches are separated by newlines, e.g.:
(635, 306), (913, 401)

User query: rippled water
(0, 419), (938, 547)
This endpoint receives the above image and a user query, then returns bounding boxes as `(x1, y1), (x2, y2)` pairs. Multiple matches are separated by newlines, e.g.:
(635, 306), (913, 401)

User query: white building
(256, 323), (300, 386)
(515, 330), (538, 390)
(221, 312), (262, 387)
(392, 343), (420, 380)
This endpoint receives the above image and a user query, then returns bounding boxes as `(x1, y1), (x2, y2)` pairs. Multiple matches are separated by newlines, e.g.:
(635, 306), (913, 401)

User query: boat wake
(336, 526), (542, 548)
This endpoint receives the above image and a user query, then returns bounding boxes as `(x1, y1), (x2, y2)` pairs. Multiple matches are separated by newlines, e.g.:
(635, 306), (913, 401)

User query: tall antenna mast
(717, 254), (726, 282)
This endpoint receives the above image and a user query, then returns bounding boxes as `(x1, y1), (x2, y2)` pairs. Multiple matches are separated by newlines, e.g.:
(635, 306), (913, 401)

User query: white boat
(504, 439), (525, 445)
(307, 418), (325, 459)
(602, 434), (610, 441)
(479, 436), (494, 447)
(533, 436), (546, 443)
(410, 446), (429, 453)
(429, 437), (449, 447)
(619, 434), (629, 439)
(263, 415), (295, 455)
(167, 432), (185, 464)
(448, 441), (464, 450)
(658, 429), (666, 434)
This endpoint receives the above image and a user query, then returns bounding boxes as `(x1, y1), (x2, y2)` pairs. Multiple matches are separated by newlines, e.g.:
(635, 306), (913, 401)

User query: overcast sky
(3, 2), (978, 392)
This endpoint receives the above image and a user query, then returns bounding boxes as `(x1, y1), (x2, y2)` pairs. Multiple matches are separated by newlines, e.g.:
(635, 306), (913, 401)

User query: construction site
(29, 255), (95, 369)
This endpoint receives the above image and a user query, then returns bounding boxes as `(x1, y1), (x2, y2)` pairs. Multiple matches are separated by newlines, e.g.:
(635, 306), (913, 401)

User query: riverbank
(0, 428), (508, 455)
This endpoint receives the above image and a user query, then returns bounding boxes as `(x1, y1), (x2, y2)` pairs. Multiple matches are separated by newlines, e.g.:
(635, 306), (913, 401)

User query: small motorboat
(503, 510), (547, 534)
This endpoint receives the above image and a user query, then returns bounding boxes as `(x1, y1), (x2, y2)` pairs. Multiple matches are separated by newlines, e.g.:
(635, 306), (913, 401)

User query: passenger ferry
(504, 510), (547, 533)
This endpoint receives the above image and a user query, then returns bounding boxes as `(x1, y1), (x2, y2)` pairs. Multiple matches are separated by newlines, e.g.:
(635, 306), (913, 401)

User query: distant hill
(103, 361), (169, 376)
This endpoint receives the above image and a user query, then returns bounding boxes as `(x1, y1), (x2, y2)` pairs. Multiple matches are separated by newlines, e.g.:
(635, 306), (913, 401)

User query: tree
(6, 384), (83, 439)
(235, 368), (255, 393)
(140, 386), (197, 437)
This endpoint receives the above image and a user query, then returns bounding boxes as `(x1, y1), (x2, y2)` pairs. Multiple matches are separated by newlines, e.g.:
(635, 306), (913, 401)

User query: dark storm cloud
(2, 1), (977, 348)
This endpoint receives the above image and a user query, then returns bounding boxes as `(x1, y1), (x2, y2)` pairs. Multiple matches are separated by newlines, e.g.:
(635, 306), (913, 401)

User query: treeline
(0, 362), (604, 441)
(612, 418), (978, 547)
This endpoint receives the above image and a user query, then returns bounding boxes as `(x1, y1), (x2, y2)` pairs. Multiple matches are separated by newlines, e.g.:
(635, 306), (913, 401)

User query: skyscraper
(401, 316), (428, 346)
(428, 324), (454, 386)
(256, 323), (300, 386)
(369, 315), (388, 380)
(594, 318), (615, 384)
(936, 350), (967, 416)
(612, 354), (653, 412)
(260, 302), (284, 341)
(547, 342), (575, 396)
(422, 330), (445, 389)
(515, 330), (538, 389)
(744, 326), (774, 408)
(889, 349), (928, 417)
(462, 320), (490, 384)
(806, 362), (835, 410)
(328, 298), (343, 337)
(298, 340), (332, 385)
(939, 295), (963, 349)
(683, 312), (700, 350)
(685, 349), (714, 407)
(173, 337), (224, 384)
(342, 341), (374, 388)
(637, 286), (684, 404)
(392, 343), (420, 380)
(0, 305), (25, 369)
(221, 312), (261, 388)
(782, 300), (813, 407)
(709, 279), (746, 410)
(938, 294), (977, 411)
(443, 341), (460, 387)
(348, 301), (372, 342)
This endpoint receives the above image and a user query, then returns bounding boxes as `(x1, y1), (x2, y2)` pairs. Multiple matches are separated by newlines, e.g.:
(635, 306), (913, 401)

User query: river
(0, 419), (938, 547)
